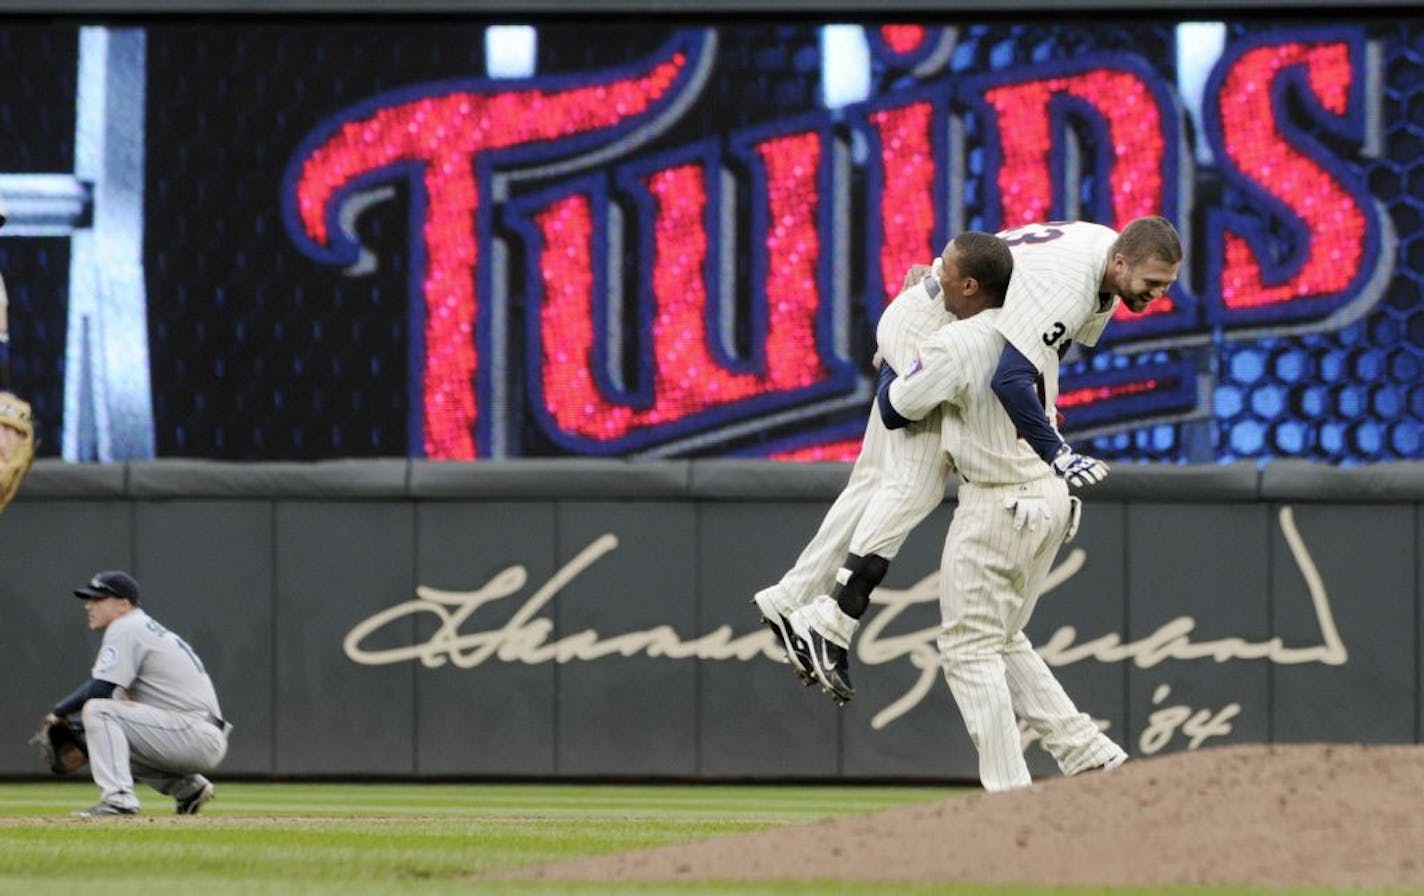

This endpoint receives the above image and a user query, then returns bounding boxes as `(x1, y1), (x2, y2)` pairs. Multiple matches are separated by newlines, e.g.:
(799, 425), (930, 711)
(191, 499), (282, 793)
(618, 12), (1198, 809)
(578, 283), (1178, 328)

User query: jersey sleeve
(992, 269), (1093, 374)
(92, 625), (140, 689)
(885, 325), (970, 422)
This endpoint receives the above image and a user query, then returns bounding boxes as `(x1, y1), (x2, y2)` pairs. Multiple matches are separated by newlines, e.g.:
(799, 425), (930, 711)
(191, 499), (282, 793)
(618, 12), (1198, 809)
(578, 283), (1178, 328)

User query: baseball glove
(0, 390), (34, 512)
(29, 719), (89, 776)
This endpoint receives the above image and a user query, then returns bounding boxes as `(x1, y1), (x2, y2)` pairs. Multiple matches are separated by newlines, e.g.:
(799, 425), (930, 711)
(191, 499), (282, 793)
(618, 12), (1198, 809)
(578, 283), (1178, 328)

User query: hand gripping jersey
(876, 271), (955, 375)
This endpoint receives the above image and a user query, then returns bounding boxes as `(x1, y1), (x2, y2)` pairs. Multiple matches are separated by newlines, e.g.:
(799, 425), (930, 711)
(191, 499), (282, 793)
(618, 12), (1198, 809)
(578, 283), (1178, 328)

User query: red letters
(285, 30), (1381, 459)
(288, 40), (700, 458)
(1210, 37), (1377, 320)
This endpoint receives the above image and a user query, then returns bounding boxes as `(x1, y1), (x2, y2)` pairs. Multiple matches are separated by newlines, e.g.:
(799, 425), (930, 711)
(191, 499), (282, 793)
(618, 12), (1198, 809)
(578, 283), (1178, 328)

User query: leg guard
(831, 552), (890, 619)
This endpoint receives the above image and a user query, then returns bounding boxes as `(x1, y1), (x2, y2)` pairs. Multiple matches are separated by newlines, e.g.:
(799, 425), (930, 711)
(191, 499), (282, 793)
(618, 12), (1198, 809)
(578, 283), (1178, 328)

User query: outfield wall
(2, 460), (1421, 781)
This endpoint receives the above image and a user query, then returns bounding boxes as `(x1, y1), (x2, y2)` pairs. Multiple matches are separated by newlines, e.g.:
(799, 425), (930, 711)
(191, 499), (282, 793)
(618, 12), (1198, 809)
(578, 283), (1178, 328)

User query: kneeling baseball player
(44, 571), (231, 816)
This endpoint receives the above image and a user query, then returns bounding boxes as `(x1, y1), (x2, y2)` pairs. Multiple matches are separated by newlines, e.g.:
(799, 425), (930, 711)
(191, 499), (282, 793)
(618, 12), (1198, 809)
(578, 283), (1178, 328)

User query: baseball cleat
(176, 782), (215, 815)
(72, 802), (138, 817)
(1094, 754), (1127, 773)
(752, 591), (816, 686)
(791, 613), (854, 705)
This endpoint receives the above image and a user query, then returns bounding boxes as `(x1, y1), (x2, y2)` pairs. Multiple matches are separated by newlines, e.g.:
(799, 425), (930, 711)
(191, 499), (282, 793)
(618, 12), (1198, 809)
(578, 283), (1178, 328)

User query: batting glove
(1051, 444), (1109, 488)
(1002, 495), (1052, 533)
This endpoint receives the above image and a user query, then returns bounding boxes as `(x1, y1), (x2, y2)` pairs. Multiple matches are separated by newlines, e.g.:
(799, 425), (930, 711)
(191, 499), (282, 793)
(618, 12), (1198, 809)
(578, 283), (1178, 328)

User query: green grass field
(0, 780), (1405, 896)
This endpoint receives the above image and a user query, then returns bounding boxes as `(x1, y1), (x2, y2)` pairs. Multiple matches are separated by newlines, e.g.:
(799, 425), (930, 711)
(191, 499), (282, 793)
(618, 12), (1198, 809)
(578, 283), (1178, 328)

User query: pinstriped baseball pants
(770, 402), (949, 610)
(936, 475), (1124, 791)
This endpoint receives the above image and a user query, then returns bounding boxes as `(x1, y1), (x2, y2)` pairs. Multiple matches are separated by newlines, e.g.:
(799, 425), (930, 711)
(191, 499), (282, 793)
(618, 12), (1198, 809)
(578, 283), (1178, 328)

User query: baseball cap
(73, 570), (141, 604)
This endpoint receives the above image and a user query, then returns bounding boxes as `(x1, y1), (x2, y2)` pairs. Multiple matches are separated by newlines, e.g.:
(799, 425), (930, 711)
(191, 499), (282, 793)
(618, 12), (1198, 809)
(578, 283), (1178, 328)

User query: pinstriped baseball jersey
(876, 272), (955, 374)
(993, 222), (1119, 406)
(885, 302), (1128, 790)
(886, 308), (1047, 486)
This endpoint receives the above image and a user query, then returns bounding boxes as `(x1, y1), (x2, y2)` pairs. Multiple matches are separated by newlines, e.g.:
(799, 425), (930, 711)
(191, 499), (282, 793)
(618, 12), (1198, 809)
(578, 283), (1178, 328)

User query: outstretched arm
(990, 343), (1108, 487)
(990, 343), (1063, 464)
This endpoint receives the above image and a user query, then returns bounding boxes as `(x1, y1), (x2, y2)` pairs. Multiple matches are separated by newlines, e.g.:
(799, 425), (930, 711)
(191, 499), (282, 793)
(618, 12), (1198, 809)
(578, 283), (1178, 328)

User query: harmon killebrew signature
(343, 505), (1345, 730)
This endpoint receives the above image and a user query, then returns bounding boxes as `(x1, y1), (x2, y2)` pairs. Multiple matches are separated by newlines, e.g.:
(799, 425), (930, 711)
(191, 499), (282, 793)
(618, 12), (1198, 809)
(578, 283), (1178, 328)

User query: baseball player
(753, 233), (1012, 687)
(46, 571), (230, 816)
(990, 217), (1183, 483)
(791, 217), (1183, 704)
(874, 281), (1128, 791)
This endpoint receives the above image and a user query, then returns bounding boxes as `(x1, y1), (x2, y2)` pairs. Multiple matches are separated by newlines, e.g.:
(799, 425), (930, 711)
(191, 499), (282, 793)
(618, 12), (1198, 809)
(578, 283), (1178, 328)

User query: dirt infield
(511, 744), (1424, 889)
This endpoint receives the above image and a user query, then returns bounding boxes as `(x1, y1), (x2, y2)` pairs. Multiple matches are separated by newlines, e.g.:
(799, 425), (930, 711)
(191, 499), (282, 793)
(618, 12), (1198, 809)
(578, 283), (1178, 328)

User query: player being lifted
(760, 217), (1183, 705)
(752, 231), (1013, 689)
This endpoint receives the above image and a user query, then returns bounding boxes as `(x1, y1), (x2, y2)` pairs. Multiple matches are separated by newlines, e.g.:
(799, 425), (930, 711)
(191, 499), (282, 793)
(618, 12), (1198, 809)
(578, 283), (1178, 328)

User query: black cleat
(752, 591), (816, 686)
(176, 782), (215, 815)
(791, 613), (854, 705)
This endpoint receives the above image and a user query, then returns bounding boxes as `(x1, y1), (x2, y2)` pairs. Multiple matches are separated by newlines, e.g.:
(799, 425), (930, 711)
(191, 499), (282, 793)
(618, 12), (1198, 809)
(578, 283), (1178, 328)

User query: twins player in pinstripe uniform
(753, 233), (1011, 688)
(874, 282), (1129, 791)
(989, 217), (1183, 485)
(801, 218), (1181, 789)
(789, 218), (1183, 707)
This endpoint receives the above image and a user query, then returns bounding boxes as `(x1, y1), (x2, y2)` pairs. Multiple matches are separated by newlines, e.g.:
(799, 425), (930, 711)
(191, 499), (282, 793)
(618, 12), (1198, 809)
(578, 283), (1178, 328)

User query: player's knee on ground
(831, 553), (889, 618)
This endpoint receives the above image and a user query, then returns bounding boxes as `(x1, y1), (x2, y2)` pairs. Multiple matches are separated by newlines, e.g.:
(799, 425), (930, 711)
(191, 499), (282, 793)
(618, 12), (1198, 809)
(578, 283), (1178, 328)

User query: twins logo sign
(282, 26), (1391, 461)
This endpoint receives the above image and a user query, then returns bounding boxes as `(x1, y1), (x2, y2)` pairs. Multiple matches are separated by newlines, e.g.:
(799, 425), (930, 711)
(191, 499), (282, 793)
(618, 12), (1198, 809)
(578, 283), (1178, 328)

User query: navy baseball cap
(73, 570), (140, 604)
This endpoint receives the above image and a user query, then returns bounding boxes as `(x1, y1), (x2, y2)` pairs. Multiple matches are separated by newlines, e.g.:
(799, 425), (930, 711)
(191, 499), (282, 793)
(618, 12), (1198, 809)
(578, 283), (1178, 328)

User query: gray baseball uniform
(756, 270), (954, 621)
(82, 609), (229, 812)
(887, 307), (1125, 790)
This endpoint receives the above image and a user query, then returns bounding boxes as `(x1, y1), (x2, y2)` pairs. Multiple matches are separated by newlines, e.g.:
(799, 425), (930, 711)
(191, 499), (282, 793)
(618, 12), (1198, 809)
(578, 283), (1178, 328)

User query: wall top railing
(0, 1), (1409, 13)
(15, 459), (1424, 503)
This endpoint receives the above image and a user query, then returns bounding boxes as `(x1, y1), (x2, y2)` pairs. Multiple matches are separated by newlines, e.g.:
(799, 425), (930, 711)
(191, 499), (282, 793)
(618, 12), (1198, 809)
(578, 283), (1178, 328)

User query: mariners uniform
(53, 571), (229, 816)
(753, 267), (955, 662)
(885, 308), (1126, 791)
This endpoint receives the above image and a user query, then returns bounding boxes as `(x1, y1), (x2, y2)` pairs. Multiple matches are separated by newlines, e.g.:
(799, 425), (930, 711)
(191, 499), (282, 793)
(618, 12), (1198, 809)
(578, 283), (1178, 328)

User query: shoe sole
(790, 613), (854, 705)
(751, 595), (816, 686)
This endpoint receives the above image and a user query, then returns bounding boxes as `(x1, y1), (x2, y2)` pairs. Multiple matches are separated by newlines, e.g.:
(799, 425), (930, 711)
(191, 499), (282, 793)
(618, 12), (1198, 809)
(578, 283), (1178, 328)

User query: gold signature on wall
(343, 506), (1345, 732)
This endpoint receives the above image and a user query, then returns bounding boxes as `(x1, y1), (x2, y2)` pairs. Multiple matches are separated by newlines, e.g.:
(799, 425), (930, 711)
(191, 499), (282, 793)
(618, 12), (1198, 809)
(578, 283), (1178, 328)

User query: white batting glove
(1051, 444), (1109, 488)
(1002, 495), (1052, 533)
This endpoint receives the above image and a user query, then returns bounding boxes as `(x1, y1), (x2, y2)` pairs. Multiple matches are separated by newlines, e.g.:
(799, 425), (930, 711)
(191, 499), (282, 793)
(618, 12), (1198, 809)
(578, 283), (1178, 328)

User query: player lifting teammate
(762, 217), (1183, 715)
